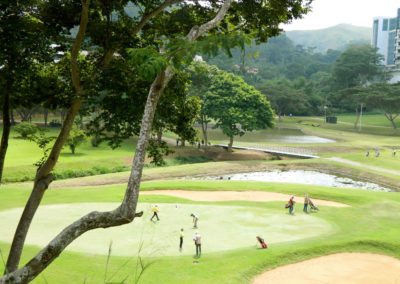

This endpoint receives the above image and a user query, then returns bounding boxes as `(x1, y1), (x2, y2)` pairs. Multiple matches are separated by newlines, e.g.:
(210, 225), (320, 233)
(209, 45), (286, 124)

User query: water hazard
(192, 170), (392, 192)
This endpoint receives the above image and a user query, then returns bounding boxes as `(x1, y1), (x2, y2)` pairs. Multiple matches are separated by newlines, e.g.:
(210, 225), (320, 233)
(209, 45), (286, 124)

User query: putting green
(0, 203), (333, 257)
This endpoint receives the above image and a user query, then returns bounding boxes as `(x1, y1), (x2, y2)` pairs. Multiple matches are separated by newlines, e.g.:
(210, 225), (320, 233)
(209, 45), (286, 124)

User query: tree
(334, 86), (368, 130)
(3, 0), (181, 276)
(2, 0), (311, 281)
(147, 139), (174, 166)
(152, 72), (200, 146)
(187, 61), (220, 146)
(66, 124), (86, 154)
(331, 44), (386, 124)
(362, 83), (400, 129)
(0, 0), (53, 183)
(206, 68), (275, 150)
(257, 79), (310, 119)
(332, 44), (384, 90)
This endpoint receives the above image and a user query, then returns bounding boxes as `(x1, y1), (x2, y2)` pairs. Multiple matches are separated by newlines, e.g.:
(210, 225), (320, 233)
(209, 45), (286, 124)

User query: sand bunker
(141, 190), (349, 207)
(253, 253), (400, 284)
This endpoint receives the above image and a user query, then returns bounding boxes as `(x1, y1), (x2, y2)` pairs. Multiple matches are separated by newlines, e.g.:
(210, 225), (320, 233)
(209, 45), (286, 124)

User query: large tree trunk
(156, 128), (163, 143)
(390, 120), (397, 129)
(354, 105), (360, 129)
(200, 115), (208, 147)
(227, 135), (234, 151)
(43, 109), (48, 127)
(4, 0), (90, 273)
(1, 1), (232, 281)
(385, 113), (398, 129)
(0, 90), (11, 184)
(4, 100), (83, 274)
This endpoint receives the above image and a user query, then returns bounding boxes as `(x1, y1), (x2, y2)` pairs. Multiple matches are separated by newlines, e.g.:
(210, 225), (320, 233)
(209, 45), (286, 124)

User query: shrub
(147, 139), (174, 166)
(66, 124), (87, 154)
(14, 122), (39, 139)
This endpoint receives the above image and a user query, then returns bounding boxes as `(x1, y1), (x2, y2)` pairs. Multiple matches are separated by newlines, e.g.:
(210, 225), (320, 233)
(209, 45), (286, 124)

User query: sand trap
(141, 190), (349, 207)
(253, 253), (400, 284)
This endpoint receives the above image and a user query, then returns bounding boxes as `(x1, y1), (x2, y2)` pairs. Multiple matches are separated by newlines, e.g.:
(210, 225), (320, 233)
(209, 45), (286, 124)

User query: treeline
(206, 34), (397, 125)
(207, 34), (341, 116)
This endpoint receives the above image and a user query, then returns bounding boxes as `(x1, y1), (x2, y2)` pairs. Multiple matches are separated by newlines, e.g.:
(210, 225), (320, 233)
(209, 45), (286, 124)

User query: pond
(192, 170), (392, 192)
(204, 127), (335, 144)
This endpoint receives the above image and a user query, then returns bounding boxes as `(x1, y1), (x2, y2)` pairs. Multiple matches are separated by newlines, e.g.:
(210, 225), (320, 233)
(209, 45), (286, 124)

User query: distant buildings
(372, 8), (400, 83)
(372, 9), (399, 66)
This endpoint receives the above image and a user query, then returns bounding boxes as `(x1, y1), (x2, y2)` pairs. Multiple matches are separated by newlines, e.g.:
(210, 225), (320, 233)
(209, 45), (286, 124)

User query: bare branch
(187, 0), (232, 41)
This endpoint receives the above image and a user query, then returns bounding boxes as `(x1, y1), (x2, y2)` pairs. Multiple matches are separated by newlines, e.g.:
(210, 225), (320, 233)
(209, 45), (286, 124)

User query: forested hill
(285, 24), (371, 52)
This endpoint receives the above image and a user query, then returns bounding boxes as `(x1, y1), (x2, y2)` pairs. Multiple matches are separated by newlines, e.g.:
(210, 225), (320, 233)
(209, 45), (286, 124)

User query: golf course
(1, 115), (400, 283)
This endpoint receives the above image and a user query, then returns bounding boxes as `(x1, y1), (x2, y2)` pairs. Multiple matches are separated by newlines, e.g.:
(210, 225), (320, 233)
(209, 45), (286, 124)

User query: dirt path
(253, 253), (400, 284)
(141, 190), (349, 207)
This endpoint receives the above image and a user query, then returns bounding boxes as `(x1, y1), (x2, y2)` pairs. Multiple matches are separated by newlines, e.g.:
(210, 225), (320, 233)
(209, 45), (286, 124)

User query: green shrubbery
(171, 156), (212, 165)
(66, 124), (87, 154)
(53, 165), (129, 180)
(14, 122), (39, 139)
(3, 165), (129, 183)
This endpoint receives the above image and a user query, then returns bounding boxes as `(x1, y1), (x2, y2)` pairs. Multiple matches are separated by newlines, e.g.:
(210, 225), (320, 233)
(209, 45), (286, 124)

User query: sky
(282, 0), (400, 31)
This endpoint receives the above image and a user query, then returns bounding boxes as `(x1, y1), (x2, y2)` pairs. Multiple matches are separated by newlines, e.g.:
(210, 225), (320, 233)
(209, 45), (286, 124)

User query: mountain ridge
(285, 23), (371, 52)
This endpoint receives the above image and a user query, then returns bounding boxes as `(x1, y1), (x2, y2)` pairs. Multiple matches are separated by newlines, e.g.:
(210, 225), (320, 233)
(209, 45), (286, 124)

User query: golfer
(303, 194), (309, 213)
(179, 228), (184, 251)
(150, 205), (160, 221)
(193, 232), (201, 257)
(190, 213), (199, 228)
(286, 195), (295, 215)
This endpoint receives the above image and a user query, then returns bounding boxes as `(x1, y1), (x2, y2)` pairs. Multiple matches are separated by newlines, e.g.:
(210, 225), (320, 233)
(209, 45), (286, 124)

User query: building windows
(389, 18), (397, 30)
(383, 19), (388, 31)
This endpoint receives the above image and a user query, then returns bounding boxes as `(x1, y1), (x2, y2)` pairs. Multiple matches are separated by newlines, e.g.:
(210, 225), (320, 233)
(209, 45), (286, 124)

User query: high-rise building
(395, 9), (400, 65)
(372, 9), (399, 66)
(372, 8), (400, 83)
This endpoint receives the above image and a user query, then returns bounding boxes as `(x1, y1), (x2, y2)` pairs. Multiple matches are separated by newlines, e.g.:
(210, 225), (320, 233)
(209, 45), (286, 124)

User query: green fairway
(0, 203), (332, 257)
(1, 177), (400, 283)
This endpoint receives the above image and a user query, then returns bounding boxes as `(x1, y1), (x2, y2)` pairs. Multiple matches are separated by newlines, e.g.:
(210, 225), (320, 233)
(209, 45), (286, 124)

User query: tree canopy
(191, 62), (274, 150)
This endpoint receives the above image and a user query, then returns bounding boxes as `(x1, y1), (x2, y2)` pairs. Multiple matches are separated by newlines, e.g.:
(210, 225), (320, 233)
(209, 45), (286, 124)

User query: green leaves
(189, 62), (274, 144)
(332, 44), (385, 89)
(126, 47), (168, 80)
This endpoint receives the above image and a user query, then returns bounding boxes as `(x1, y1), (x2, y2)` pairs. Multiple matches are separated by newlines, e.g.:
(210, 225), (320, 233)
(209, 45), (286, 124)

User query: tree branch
(102, 0), (183, 67)
(3, 0), (90, 275)
(1, 0), (232, 281)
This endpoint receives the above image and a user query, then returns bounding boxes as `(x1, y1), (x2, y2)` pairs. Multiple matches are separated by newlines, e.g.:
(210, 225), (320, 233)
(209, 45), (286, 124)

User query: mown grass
(2, 128), (135, 182)
(0, 179), (399, 283)
(284, 115), (400, 137)
(1, 114), (400, 283)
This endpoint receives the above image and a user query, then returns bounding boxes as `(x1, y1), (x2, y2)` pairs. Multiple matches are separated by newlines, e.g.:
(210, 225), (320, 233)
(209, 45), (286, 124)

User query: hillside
(285, 24), (371, 52)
